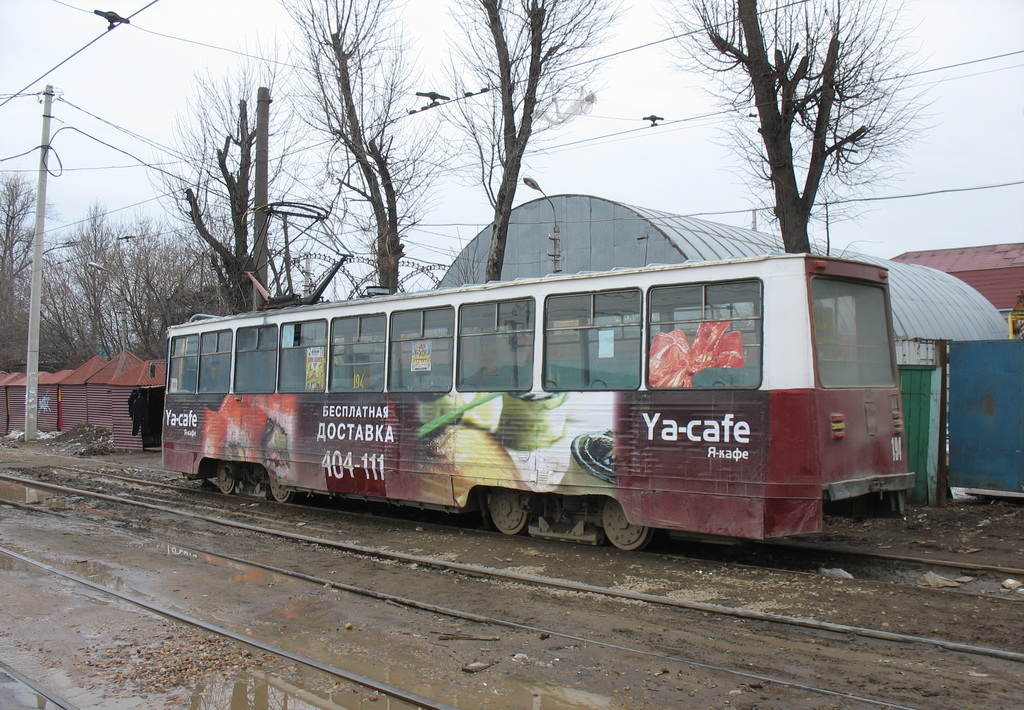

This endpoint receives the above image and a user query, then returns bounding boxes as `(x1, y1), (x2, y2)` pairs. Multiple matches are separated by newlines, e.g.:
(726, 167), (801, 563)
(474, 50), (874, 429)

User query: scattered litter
(918, 571), (961, 588)
(954, 576), (975, 584)
(437, 634), (500, 642)
(958, 548), (982, 555)
(461, 661), (497, 673)
(819, 568), (854, 579)
(1001, 579), (1022, 591)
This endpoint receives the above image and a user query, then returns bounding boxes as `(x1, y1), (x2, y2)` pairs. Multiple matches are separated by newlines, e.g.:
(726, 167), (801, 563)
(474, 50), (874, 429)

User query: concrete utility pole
(251, 86), (271, 310)
(24, 85), (54, 442)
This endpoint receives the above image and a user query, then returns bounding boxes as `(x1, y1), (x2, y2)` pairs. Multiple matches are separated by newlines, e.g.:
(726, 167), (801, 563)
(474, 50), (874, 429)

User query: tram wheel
(488, 489), (530, 535)
(216, 463), (236, 495)
(267, 477), (295, 504)
(602, 498), (653, 551)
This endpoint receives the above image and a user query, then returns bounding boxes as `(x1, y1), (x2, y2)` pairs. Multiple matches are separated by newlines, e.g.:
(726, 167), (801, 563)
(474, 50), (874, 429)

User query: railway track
(0, 491), (969, 710)
(0, 659), (80, 710)
(2, 464), (1023, 677)
(0, 545), (455, 710)
(10, 461), (1024, 590)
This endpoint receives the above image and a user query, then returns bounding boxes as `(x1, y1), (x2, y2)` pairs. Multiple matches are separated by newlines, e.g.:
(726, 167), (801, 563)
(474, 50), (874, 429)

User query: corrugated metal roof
(87, 351), (143, 385)
(62, 356), (109, 385)
(893, 243), (1024, 272)
(440, 194), (1006, 342)
(108, 360), (165, 387)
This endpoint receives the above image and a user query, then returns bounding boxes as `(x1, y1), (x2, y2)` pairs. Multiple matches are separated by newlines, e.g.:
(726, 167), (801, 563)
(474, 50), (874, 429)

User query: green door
(899, 365), (940, 504)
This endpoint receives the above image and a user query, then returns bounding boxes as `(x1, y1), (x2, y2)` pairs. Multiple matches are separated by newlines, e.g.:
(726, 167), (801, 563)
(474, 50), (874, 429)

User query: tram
(162, 254), (913, 550)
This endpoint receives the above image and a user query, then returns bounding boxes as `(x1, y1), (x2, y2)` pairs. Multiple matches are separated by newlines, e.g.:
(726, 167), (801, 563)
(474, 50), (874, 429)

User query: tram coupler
(529, 517), (603, 545)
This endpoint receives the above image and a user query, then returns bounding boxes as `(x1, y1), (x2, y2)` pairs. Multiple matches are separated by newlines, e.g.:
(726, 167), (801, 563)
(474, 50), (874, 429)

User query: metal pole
(24, 85), (54, 441)
(251, 86), (271, 310)
(522, 177), (560, 273)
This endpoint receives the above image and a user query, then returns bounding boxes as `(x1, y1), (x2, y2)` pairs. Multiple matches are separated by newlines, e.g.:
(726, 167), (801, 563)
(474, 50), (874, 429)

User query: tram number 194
(322, 450), (386, 480)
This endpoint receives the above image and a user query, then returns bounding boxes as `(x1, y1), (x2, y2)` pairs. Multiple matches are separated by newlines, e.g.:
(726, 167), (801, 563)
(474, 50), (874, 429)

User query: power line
(50, 126), (182, 181)
(56, 96), (188, 160)
(0, 0), (162, 111)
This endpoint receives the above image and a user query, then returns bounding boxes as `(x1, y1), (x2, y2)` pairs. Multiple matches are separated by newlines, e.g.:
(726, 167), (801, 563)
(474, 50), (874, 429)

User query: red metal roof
(39, 369), (75, 385)
(87, 351), (143, 385)
(0, 372), (24, 386)
(108, 360), (165, 388)
(62, 356), (109, 385)
(892, 243), (1024, 310)
(893, 243), (1024, 272)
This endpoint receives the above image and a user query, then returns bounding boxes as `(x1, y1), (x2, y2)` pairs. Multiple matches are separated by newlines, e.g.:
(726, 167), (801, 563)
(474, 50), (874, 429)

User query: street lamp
(522, 177), (561, 273)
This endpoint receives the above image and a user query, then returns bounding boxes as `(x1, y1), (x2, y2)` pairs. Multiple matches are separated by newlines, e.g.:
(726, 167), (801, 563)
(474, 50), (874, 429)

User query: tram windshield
(811, 278), (895, 387)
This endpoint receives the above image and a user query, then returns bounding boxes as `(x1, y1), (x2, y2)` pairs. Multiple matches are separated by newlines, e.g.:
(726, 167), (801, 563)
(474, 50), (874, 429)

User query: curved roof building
(440, 194), (1005, 342)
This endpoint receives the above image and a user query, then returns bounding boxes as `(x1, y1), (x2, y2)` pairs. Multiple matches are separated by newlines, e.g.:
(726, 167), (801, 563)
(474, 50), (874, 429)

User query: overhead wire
(0, 0), (163, 111)
(9, 2), (1021, 263)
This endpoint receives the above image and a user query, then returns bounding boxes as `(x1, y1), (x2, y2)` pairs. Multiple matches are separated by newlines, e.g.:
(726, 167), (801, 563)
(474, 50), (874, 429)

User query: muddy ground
(1, 431), (1022, 709)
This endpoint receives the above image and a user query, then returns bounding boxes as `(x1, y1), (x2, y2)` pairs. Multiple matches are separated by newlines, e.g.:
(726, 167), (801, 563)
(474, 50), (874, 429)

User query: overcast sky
(2, 0), (1022, 273)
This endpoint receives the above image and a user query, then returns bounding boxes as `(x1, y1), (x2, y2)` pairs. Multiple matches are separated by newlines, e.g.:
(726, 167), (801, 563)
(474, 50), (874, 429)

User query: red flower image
(648, 321), (745, 388)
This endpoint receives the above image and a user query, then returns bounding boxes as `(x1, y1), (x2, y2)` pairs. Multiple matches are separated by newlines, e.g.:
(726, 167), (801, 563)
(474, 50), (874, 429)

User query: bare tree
(165, 64), (310, 313)
(449, 0), (615, 281)
(0, 173), (36, 370)
(39, 207), (212, 368)
(285, 0), (436, 294)
(667, 0), (920, 253)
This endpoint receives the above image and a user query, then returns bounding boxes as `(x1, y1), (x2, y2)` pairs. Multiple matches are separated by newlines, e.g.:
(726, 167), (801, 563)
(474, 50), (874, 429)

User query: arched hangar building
(439, 194), (1006, 351)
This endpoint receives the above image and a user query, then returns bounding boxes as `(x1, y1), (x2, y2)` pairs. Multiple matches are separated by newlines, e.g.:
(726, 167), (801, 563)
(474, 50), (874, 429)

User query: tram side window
(389, 307), (454, 392)
(235, 325), (278, 393)
(198, 330), (232, 393)
(458, 299), (534, 392)
(168, 335), (198, 393)
(330, 314), (385, 392)
(544, 290), (641, 391)
(812, 279), (895, 387)
(279, 320), (328, 392)
(648, 280), (762, 389)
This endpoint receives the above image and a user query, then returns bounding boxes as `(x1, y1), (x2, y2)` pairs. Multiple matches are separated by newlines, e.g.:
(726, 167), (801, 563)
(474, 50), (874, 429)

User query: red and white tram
(162, 254), (912, 550)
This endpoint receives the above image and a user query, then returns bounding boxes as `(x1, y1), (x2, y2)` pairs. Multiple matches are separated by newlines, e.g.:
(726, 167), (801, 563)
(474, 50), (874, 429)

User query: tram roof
(438, 194), (1006, 342)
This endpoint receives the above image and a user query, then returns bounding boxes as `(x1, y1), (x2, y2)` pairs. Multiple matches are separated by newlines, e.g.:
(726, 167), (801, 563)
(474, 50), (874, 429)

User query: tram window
(279, 320), (328, 392)
(544, 289), (641, 391)
(235, 325), (278, 393)
(168, 334), (199, 393)
(648, 280), (762, 389)
(330, 314), (385, 392)
(458, 299), (534, 392)
(198, 330), (232, 393)
(812, 279), (895, 387)
(389, 307), (454, 392)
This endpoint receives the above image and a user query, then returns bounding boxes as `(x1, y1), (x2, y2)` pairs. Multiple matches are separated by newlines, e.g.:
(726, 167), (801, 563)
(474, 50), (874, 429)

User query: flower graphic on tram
(648, 321), (745, 388)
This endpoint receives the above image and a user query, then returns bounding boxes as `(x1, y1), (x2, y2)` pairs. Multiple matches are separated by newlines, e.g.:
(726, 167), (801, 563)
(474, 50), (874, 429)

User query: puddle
(185, 672), (421, 709)
(188, 671), (615, 709)
(0, 666), (62, 710)
(142, 540), (279, 584)
(0, 480), (51, 504)
(1, 543), (619, 709)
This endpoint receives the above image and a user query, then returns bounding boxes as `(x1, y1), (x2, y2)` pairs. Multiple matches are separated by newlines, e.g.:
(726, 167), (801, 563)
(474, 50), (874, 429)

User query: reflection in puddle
(2, 541), (616, 708)
(188, 672), (418, 709)
(0, 548), (125, 591)
(188, 672), (613, 709)
(143, 540), (278, 583)
(0, 481), (50, 504)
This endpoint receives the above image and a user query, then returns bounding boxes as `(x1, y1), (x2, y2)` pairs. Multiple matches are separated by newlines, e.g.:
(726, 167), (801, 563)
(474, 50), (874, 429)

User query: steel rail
(3, 497), (921, 710)
(0, 659), (81, 710)
(756, 539), (1024, 576)
(48, 461), (1024, 578)
(0, 545), (456, 710)
(4, 471), (1024, 665)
